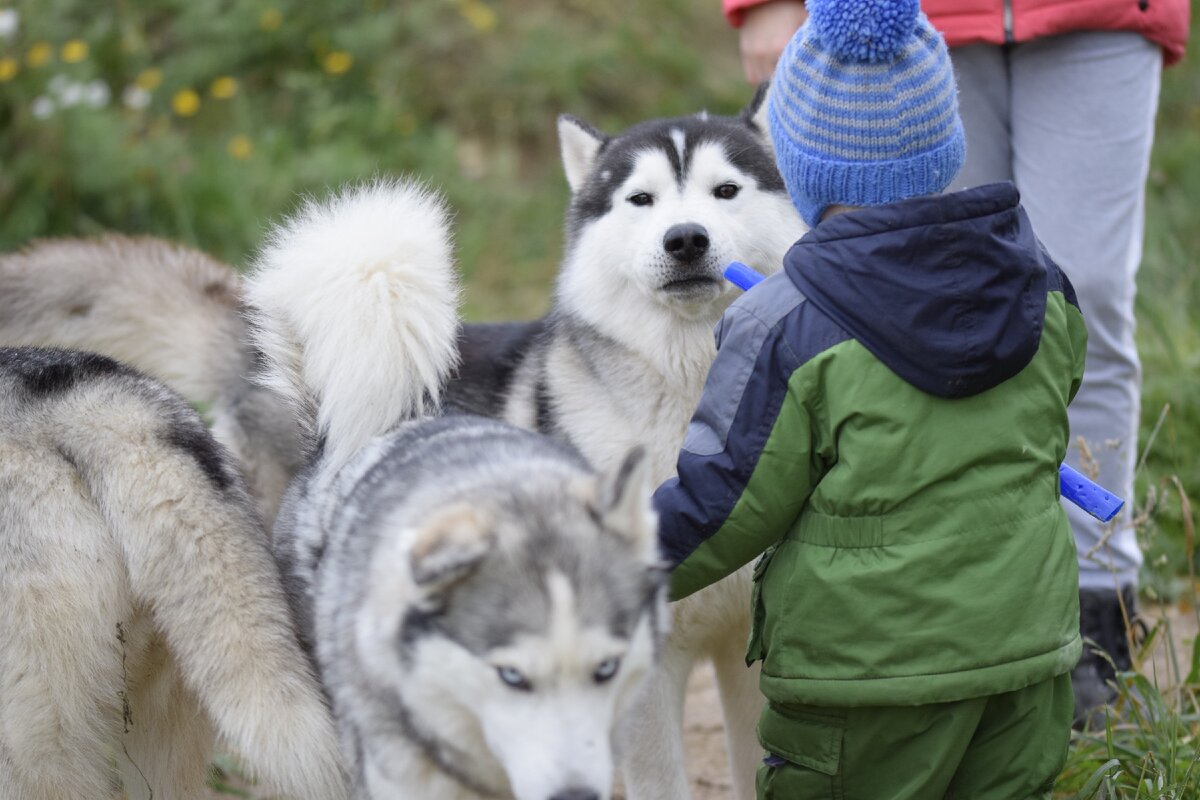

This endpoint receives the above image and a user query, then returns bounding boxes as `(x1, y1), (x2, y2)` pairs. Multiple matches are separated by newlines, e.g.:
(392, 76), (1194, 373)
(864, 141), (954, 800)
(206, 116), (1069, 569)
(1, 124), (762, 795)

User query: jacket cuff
(723, 0), (775, 28)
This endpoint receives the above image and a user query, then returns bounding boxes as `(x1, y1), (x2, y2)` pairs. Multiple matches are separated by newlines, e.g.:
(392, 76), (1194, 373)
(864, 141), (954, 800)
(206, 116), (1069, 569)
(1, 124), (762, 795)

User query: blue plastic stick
(723, 262), (1126, 522)
(725, 261), (765, 291)
(1059, 464), (1125, 523)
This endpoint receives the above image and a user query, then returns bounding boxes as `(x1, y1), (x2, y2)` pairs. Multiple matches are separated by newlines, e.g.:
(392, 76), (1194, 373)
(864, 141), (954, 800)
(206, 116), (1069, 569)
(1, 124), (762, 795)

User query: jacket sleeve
(1051, 261), (1088, 404)
(653, 304), (824, 601)
(1067, 308), (1087, 404)
(723, 0), (774, 27)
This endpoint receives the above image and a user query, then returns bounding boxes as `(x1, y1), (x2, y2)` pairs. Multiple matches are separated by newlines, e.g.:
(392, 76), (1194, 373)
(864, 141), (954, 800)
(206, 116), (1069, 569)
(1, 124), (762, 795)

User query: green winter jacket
(654, 183), (1087, 707)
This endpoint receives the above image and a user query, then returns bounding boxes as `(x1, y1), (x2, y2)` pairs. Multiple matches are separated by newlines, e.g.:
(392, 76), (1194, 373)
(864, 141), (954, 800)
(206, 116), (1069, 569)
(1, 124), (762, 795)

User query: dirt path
(683, 661), (738, 800)
(1142, 598), (1200, 693)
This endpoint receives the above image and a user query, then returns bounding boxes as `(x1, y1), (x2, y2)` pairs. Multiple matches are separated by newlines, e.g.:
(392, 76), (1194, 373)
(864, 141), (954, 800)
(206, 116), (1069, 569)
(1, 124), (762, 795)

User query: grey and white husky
(0, 347), (347, 799)
(0, 88), (804, 798)
(244, 179), (669, 799)
(449, 88), (806, 799)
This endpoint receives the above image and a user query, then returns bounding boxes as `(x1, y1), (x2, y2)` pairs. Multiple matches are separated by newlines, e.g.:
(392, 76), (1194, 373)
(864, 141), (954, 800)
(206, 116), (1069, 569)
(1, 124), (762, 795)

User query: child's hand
(738, 0), (808, 84)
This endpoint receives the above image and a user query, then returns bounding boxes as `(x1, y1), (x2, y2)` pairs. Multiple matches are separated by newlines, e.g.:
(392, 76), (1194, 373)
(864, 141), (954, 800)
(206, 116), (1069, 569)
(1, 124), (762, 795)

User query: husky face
(351, 445), (666, 800)
(556, 90), (806, 334)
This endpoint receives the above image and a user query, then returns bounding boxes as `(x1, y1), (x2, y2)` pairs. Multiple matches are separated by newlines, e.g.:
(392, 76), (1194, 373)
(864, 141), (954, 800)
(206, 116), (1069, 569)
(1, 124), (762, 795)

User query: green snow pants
(755, 672), (1073, 800)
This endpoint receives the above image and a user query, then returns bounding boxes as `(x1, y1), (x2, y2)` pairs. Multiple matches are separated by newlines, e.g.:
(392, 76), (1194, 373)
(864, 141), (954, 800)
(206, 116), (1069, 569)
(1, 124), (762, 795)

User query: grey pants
(949, 32), (1163, 589)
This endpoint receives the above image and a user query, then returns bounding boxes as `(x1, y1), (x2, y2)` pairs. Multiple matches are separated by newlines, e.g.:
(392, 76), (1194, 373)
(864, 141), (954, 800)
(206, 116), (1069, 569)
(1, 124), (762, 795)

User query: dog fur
(447, 90), (805, 799)
(244, 179), (670, 800)
(0, 236), (302, 522)
(0, 347), (347, 800)
(0, 89), (805, 799)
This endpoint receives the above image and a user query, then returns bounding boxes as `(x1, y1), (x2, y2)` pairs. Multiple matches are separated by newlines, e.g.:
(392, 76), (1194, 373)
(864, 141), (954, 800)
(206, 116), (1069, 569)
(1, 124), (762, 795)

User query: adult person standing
(723, 0), (1189, 725)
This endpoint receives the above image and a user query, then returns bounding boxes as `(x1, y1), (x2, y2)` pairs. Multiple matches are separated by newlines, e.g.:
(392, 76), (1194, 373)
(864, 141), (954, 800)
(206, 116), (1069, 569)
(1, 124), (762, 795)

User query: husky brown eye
(714, 183), (740, 200)
(496, 666), (533, 691)
(593, 658), (621, 684)
(627, 192), (654, 207)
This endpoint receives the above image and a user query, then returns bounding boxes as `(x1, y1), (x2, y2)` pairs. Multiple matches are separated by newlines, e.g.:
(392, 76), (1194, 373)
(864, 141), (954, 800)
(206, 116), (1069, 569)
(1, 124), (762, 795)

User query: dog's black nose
(549, 789), (600, 800)
(663, 223), (710, 263)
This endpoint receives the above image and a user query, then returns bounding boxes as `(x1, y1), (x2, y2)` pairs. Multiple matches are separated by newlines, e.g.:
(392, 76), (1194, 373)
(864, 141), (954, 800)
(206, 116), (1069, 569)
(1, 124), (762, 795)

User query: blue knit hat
(768, 0), (966, 227)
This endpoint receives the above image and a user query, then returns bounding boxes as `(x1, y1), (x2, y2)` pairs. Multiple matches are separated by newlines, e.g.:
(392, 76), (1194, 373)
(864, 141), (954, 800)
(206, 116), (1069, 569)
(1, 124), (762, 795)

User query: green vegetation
(1133, 30), (1200, 601)
(1, 1), (1196, 796)
(0, 0), (748, 319)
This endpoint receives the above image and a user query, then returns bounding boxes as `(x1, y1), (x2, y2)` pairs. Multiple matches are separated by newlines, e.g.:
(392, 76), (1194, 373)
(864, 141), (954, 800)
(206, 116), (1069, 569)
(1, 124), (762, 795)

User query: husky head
(356, 447), (667, 800)
(555, 86), (805, 340)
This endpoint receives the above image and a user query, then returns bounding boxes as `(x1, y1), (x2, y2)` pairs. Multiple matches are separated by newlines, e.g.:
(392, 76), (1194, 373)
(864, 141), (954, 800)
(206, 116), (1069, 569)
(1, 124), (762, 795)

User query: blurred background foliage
(0, 0), (1196, 588)
(0, 0), (749, 319)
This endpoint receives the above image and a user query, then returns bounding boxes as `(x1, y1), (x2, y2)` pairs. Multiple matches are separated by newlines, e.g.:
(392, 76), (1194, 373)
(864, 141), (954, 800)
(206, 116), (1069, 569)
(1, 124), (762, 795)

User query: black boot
(1072, 585), (1140, 729)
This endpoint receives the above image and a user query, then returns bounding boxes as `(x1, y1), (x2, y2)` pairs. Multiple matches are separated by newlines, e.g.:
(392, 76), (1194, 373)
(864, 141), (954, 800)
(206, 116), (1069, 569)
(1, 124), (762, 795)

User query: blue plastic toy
(1057, 464), (1124, 523)
(724, 261), (766, 292)
(722, 262), (1126, 523)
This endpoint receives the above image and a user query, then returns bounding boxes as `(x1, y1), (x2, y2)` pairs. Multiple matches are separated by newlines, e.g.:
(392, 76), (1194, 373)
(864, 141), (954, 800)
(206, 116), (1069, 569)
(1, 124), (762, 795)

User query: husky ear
(740, 81), (773, 141)
(596, 446), (658, 563)
(558, 114), (608, 194)
(409, 503), (494, 593)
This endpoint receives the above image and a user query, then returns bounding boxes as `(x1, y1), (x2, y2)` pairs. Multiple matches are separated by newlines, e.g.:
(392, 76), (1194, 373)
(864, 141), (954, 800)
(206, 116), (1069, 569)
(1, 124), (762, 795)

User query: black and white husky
(0, 88), (804, 799)
(448, 88), (805, 799)
(245, 180), (670, 799)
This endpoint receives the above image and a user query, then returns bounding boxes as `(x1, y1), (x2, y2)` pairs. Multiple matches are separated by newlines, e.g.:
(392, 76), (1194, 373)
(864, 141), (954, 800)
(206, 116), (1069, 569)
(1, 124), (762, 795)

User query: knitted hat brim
(777, 118), (966, 227)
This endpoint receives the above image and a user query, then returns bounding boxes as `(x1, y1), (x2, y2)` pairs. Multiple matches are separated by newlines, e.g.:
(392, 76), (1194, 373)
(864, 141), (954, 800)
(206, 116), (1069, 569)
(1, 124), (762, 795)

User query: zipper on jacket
(1003, 0), (1014, 43)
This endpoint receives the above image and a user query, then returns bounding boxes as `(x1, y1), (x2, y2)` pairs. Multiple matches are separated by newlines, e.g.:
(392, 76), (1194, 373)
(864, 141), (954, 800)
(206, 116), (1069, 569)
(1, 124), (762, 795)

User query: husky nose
(663, 223), (710, 263)
(549, 790), (599, 800)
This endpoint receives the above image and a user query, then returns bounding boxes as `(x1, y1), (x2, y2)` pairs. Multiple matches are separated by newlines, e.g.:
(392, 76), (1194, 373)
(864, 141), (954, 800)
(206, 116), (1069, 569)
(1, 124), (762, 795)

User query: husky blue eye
(496, 666), (532, 691)
(627, 192), (654, 207)
(714, 183), (740, 200)
(593, 658), (621, 684)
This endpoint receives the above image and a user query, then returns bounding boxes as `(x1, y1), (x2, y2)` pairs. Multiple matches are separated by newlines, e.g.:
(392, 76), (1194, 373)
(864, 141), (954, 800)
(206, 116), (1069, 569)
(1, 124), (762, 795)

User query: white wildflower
(0, 9), (18, 40)
(122, 84), (150, 110)
(59, 81), (84, 107)
(83, 79), (110, 107)
(31, 95), (54, 119)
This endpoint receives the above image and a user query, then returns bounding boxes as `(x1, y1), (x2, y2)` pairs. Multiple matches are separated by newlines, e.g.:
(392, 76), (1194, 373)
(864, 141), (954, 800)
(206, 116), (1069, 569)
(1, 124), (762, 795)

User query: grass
(2, 1), (1198, 797)
(1054, 606), (1200, 798)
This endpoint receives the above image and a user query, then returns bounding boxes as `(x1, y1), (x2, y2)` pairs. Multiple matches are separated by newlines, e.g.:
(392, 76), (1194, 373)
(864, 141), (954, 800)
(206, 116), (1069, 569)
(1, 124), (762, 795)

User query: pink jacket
(723, 0), (1189, 65)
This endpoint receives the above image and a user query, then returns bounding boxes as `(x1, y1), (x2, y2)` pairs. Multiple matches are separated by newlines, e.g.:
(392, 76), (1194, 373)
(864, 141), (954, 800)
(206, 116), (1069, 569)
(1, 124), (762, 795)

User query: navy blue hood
(785, 182), (1051, 399)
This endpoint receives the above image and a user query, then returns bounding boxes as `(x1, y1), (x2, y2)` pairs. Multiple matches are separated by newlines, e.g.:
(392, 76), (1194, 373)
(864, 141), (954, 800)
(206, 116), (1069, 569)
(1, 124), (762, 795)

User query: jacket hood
(785, 182), (1049, 398)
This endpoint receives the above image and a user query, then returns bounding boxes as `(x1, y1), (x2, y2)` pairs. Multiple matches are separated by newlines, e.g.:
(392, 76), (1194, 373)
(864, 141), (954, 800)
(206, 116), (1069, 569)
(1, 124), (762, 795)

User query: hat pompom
(806, 0), (921, 63)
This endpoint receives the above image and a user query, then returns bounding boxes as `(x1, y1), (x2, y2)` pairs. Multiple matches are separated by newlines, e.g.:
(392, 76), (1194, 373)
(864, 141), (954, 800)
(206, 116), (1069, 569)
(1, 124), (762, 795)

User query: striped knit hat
(768, 0), (966, 227)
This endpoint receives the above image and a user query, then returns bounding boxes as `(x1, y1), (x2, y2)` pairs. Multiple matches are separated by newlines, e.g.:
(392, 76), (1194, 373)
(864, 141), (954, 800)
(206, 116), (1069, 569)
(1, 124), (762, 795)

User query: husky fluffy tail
(245, 178), (461, 470)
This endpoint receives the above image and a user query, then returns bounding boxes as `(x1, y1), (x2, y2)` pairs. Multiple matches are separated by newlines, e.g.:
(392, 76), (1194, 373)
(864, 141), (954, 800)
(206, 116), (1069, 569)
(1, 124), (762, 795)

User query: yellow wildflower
(210, 76), (238, 99)
(61, 40), (88, 63)
(172, 88), (200, 117)
(0, 58), (17, 82)
(260, 8), (283, 31)
(227, 135), (253, 160)
(136, 68), (163, 91)
(458, 0), (497, 33)
(322, 51), (352, 75)
(26, 41), (52, 68)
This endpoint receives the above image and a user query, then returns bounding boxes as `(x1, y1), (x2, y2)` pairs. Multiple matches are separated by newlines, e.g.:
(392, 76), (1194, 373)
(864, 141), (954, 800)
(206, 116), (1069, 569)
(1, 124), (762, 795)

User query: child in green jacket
(652, 0), (1087, 796)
